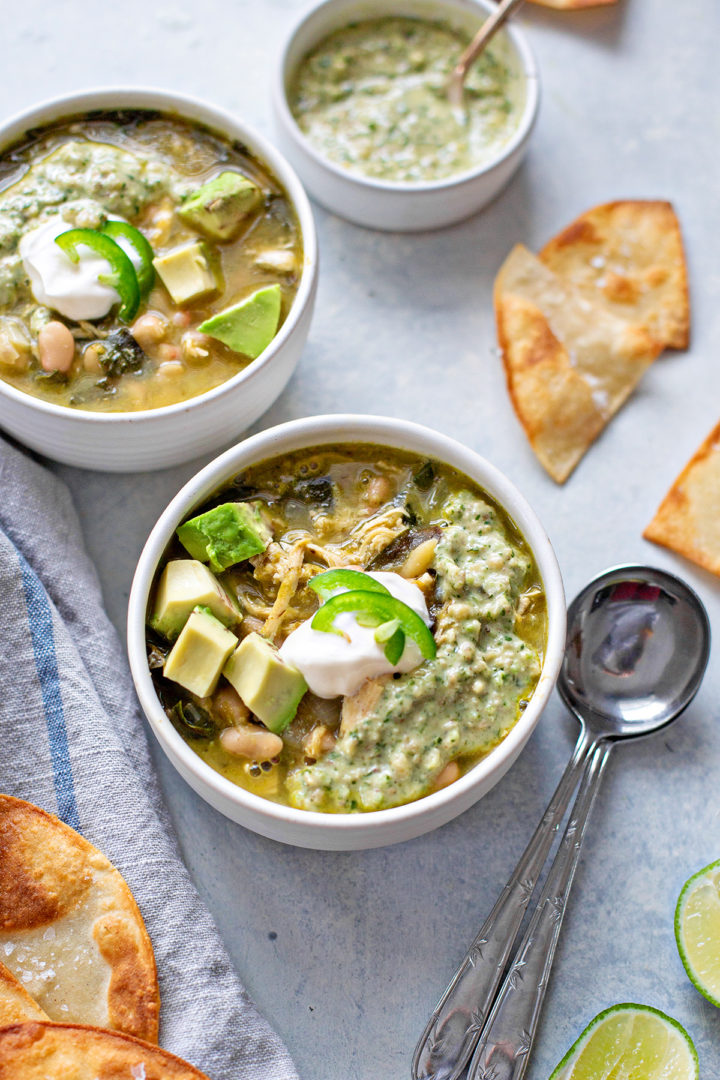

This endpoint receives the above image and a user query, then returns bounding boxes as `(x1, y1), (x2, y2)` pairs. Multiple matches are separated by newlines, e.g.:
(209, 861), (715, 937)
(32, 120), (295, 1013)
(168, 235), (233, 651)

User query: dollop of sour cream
(280, 570), (431, 699)
(20, 215), (127, 321)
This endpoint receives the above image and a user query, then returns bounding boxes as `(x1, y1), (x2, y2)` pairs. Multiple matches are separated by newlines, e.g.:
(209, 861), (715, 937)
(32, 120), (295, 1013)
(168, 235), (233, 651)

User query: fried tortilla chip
(540, 201), (689, 349)
(0, 796), (159, 1042)
(0, 1022), (210, 1079)
(495, 245), (662, 482)
(644, 421), (720, 575)
(0, 964), (48, 1028)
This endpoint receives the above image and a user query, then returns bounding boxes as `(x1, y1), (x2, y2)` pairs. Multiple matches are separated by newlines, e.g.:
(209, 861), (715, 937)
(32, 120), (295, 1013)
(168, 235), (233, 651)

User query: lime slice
(676, 857), (720, 1007)
(549, 1003), (698, 1080)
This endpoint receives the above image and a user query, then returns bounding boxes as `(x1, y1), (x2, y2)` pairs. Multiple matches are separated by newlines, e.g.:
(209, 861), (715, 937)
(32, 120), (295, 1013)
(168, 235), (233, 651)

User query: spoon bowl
(559, 565), (710, 737)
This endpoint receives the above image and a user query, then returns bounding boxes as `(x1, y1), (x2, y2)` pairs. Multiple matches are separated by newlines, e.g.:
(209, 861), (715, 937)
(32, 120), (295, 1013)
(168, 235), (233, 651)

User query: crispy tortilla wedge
(0, 1022), (209, 1079)
(0, 963), (48, 1028)
(540, 200), (689, 349)
(644, 421), (720, 576)
(495, 244), (661, 482)
(0, 796), (159, 1042)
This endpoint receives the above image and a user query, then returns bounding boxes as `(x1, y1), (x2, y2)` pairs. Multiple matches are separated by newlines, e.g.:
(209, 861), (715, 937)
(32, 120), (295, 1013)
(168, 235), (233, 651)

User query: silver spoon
(447, 0), (527, 110)
(413, 565), (710, 1080)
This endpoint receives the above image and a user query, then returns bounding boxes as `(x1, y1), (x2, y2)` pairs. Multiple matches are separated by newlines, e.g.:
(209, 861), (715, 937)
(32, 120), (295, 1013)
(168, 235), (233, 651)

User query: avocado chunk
(150, 559), (241, 640)
(198, 284), (281, 359)
(176, 502), (272, 572)
(163, 608), (238, 697)
(178, 171), (263, 242)
(153, 241), (221, 306)
(223, 632), (307, 734)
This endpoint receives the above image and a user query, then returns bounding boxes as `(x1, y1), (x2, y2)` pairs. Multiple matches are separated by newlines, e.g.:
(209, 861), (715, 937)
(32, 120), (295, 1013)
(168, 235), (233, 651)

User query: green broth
(148, 445), (547, 813)
(0, 111), (302, 412)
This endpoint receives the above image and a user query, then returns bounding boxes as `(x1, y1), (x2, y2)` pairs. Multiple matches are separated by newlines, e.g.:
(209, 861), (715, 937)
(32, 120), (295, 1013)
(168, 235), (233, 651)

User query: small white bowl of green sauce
(273, 0), (539, 231)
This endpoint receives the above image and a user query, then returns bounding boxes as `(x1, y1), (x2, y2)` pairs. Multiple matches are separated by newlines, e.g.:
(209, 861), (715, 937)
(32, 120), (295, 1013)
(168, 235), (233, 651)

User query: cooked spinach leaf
(100, 328), (146, 377)
(168, 700), (215, 738)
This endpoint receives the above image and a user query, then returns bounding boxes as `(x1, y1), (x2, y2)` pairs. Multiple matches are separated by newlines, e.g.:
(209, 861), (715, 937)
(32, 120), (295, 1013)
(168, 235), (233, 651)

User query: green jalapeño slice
(308, 568), (390, 602)
(311, 590), (436, 661)
(55, 228), (140, 321)
(101, 221), (155, 295)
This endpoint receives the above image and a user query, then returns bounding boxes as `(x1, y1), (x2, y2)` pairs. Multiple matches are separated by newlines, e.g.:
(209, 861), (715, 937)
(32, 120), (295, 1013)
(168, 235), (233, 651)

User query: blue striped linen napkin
(0, 434), (299, 1080)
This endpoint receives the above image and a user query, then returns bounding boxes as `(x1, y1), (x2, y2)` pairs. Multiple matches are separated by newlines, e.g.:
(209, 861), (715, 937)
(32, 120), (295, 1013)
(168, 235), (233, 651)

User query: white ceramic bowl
(272, 0), (540, 231)
(128, 414), (565, 850)
(0, 89), (318, 471)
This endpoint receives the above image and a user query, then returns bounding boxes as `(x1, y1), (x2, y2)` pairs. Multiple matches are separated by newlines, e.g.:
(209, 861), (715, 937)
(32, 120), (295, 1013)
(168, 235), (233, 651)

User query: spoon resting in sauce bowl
(413, 565), (710, 1080)
(448, 0), (527, 110)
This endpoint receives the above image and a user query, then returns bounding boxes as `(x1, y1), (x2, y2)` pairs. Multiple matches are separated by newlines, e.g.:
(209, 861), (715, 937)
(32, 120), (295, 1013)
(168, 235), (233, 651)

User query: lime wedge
(676, 858), (720, 1007)
(549, 1003), (698, 1080)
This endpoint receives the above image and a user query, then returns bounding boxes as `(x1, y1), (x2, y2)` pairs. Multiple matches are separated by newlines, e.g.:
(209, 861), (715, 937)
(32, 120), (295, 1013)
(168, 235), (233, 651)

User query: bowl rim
(128, 413), (566, 838)
(0, 86), (318, 424)
(273, 0), (540, 194)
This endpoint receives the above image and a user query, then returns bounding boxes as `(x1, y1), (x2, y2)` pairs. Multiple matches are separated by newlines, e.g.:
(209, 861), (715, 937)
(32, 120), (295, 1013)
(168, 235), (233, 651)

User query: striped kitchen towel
(0, 434), (299, 1080)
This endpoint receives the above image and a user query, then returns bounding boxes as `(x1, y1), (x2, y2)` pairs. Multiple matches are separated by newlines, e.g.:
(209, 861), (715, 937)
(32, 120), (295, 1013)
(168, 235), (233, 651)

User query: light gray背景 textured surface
(3, 1), (720, 1078)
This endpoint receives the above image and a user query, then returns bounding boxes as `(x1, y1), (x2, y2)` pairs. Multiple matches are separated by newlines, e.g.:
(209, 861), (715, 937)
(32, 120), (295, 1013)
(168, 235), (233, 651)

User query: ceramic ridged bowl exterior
(127, 415), (566, 850)
(0, 89), (318, 471)
(272, 0), (540, 232)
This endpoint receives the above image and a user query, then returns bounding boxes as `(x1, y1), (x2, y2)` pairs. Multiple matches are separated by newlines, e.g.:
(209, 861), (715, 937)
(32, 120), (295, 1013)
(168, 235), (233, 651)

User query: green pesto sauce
(289, 16), (525, 184)
(286, 491), (542, 812)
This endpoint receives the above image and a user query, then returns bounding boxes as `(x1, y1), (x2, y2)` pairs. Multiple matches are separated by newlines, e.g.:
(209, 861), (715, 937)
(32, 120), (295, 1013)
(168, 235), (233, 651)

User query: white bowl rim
(0, 86), (318, 423)
(273, 0), (540, 194)
(128, 413), (566, 838)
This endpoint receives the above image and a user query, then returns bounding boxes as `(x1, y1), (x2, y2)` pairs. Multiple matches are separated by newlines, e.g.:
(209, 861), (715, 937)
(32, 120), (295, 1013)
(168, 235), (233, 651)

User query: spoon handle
(412, 728), (593, 1080)
(467, 741), (613, 1080)
(448, 0), (527, 107)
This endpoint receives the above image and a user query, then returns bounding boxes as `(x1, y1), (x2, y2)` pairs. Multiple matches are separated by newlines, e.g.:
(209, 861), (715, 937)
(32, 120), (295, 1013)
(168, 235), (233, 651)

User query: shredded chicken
(342, 507), (408, 564)
(242, 508), (409, 643)
(254, 539), (309, 640)
(340, 675), (390, 736)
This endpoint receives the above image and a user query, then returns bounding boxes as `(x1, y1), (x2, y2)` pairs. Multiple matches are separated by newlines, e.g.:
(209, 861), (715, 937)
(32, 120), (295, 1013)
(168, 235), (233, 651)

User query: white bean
(37, 321), (75, 373)
(131, 313), (167, 350)
(83, 342), (105, 373)
(156, 360), (184, 380)
(213, 685), (250, 726)
(433, 761), (461, 791)
(220, 724), (283, 761)
(366, 475), (392, 508)
(400, 538), (438, 579)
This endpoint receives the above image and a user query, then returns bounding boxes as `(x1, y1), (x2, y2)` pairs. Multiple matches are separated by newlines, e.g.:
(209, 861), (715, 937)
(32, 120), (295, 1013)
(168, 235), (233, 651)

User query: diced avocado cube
(150, 559), (241, 640)
(223, 632), (307, 734)
(178, 171), (263, 242)
(163, 608), (238, 697)
(198, 284), (281, 359)
(153, 241), (221, 306)
(176, 502), (272, 572)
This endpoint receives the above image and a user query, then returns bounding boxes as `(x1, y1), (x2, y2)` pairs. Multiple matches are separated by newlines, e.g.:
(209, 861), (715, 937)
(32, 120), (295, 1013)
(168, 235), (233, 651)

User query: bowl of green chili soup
(273, 0), (539, 230)
(0, 89), (318, 470)
(128, 415), (565, 849)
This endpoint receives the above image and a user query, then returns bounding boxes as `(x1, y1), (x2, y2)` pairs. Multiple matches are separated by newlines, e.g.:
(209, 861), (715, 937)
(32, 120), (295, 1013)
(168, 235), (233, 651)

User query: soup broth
(147, 445), (547, 813)
(0, 111), (302, 411)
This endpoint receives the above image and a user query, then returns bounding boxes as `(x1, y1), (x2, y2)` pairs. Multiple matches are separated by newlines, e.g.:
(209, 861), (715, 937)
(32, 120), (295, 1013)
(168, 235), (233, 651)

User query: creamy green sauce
(289, 16), (525, 183)
(0, 140), (183, 307)
(287, 492), (541, 812)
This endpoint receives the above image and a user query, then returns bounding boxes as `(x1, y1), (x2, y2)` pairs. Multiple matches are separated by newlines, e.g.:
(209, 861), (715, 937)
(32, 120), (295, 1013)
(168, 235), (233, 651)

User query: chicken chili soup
(146, 445), (547, 814)
(0, 110), (302, 411)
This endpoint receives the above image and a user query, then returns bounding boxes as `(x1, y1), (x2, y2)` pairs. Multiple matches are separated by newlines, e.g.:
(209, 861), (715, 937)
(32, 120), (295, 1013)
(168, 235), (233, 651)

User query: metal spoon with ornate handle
(414, 565), (710, 1080)
(447, 0), (527, 110)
